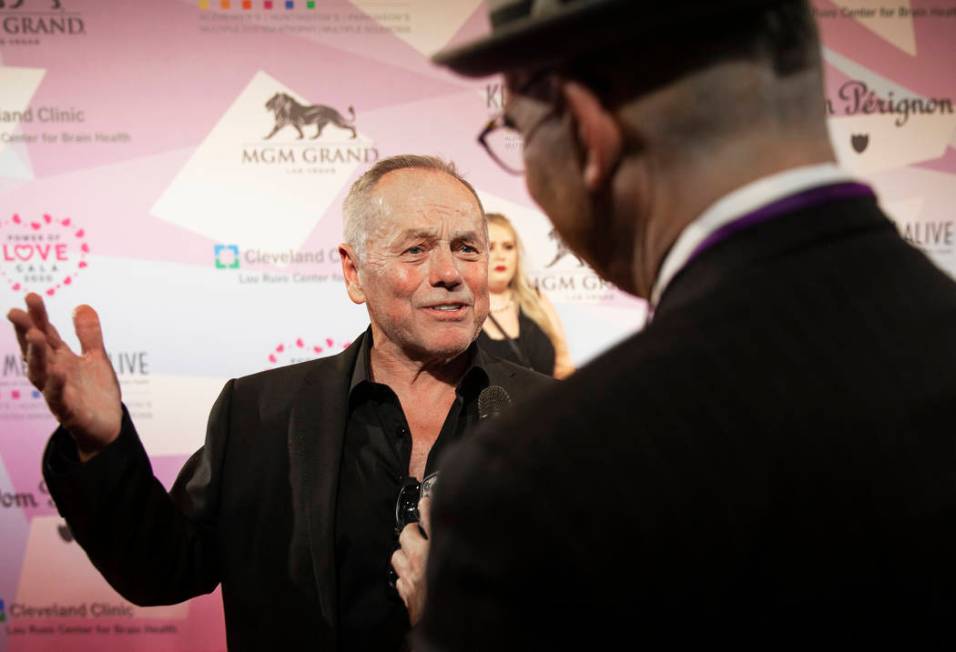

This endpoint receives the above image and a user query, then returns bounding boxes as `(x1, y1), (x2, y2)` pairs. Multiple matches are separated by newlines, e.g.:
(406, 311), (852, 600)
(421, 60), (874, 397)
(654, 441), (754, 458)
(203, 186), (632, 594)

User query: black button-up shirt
(335, 331), (489, 651)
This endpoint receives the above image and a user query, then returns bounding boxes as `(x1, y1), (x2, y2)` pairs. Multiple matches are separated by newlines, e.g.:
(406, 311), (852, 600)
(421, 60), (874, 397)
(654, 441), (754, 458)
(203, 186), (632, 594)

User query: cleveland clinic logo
(214, 244), (240, 269)
(214, 244), (340, 269)
(0, 213), (90, 296)
(214, 243), (343, 286)
(240, 91), (378, 170)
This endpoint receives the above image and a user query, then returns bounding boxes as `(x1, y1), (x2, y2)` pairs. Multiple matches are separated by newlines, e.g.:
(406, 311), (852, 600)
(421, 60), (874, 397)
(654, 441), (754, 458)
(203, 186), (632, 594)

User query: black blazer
(421, 194), (956, 649)
(43, 332), (553, 651)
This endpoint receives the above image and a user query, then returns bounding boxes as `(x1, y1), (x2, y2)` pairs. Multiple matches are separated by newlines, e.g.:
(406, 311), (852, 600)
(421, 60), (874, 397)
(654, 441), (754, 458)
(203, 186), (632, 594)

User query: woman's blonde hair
(486, 212), (559, 348)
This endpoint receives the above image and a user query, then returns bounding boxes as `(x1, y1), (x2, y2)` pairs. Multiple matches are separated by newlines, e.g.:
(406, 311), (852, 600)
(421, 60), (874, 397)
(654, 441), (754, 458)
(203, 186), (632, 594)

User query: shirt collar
(650, 163), (857, 308)
(349, 327), (489, 396)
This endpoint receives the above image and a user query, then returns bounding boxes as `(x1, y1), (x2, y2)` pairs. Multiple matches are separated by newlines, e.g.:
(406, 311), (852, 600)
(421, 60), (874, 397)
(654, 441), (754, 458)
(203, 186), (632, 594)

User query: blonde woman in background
(478, 213), (574, 378)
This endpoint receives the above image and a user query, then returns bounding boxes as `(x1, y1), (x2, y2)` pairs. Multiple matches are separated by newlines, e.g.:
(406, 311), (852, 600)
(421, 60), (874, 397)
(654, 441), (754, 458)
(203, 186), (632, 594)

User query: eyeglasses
(477, 72), (560, 176)
(478, 113), (525, 176)
(392, 472), (438, 536)
(394, 477), (422, 536)
(386, 473), (438, 591)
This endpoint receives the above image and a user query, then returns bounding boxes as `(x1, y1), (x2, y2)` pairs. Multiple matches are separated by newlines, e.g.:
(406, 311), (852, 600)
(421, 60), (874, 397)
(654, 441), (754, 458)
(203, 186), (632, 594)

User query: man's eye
(460, 244), (480, 254)
(404, 246), (425, 255)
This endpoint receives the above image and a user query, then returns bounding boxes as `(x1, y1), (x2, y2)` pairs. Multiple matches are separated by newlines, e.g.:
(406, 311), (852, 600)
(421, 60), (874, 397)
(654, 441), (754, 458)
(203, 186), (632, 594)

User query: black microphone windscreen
(478, 385), (512, 420)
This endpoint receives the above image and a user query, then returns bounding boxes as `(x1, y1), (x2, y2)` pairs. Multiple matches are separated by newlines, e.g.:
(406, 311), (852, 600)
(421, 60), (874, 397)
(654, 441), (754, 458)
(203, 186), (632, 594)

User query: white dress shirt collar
(650, 163), (856, 308)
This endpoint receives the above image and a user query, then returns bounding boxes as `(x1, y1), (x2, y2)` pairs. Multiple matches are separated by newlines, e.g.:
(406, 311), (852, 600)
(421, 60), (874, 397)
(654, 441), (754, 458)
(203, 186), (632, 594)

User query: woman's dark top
(478, 308), (556, 376)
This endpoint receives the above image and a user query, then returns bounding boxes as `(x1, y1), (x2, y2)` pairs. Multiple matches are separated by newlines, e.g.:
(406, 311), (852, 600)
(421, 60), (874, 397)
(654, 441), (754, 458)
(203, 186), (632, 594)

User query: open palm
(8, 293), (122, 459)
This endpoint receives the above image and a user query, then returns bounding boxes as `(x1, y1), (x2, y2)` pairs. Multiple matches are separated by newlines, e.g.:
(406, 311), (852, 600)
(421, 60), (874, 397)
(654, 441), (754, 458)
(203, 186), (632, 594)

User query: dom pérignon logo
(0, 213), (90, 296)
(851, 133), (869, 154)
(264, 92), (357, 141)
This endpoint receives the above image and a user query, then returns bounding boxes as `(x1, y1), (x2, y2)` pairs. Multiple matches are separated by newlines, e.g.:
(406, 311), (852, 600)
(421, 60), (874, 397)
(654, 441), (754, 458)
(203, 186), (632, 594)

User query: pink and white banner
(0, 1), (954, 649)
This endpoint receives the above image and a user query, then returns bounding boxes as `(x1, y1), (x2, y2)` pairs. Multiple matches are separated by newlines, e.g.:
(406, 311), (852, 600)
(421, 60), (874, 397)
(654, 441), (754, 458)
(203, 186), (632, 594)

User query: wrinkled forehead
(367, 169), (486, 241)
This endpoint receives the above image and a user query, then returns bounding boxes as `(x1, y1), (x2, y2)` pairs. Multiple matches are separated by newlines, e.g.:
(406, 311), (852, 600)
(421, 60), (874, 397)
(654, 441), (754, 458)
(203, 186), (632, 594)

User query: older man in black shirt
(9, 154), (552, 650)
(337, 328), (508, 650)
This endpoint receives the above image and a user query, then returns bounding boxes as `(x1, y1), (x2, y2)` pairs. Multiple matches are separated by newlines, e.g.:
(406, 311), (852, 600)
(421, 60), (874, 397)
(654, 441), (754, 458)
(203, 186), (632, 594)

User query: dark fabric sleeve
(416, 429), (561, 652)
(42, 380), (236, 606)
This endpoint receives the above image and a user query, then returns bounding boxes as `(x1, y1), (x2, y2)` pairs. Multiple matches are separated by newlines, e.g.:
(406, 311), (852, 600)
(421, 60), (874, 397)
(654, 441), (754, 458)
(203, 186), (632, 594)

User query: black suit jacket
(43, 332), (553, 651)
(421, 194), (956, 649)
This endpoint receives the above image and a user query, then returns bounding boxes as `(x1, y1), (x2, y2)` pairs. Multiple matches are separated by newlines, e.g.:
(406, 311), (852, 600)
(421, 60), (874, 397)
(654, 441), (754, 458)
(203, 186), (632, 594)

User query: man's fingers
(419, 497), (432, 539)
(25, 293), (64, 349)
(7, 308), (32, 357)
(73, 305), (106, 355)
(24, 330), (49, 385)
(391, 548), (408, 575)
(395, 577), (411, 606)
(398, 522), (425, 550)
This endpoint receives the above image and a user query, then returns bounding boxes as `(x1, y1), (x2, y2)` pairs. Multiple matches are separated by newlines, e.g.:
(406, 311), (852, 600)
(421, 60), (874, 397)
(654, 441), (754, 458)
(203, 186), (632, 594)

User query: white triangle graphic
(151, 70), (375, 251)
(351, 0), (483, 56)
(0, 139), (35, 180)
(0, 65), (45, 178)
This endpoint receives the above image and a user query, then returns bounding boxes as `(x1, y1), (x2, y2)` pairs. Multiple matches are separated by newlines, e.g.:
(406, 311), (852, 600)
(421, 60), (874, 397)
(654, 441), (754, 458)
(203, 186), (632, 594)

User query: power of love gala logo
(0, 213), (90, 296)
(267, 336), (351, 366)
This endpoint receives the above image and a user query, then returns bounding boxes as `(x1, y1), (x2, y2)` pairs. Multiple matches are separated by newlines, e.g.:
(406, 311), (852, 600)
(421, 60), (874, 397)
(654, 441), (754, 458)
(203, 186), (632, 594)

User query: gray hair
(342, 154), (485, 262)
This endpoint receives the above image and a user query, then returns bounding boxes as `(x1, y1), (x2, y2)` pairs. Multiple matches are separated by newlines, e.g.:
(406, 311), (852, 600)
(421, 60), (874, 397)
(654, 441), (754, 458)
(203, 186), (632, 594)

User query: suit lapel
(288, 334), (364, 638)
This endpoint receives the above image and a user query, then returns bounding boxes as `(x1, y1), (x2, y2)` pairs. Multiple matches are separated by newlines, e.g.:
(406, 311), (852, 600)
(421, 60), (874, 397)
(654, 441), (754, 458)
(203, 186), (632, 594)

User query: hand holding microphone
(389, 385), (512, 624)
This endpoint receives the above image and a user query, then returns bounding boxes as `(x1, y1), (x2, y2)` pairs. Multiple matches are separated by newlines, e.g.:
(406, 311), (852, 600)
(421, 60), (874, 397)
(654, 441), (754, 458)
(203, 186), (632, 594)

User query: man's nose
(429, 247), (463, 288)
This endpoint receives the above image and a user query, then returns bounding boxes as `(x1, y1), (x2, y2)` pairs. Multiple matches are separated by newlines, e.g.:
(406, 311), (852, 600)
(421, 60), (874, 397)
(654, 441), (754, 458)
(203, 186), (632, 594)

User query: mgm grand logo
(241, 92), (378, 170)
(546, 228), (583, 268)
(0, 0), (62, 8)
(1, 0), (86, 38)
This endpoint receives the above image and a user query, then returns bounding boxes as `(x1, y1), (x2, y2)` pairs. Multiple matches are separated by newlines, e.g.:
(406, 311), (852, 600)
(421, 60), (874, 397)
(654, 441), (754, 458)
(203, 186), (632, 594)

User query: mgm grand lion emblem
(264, 92), (357, 140)
(546, 228), (584, 268)
(0, 0), (62, 7)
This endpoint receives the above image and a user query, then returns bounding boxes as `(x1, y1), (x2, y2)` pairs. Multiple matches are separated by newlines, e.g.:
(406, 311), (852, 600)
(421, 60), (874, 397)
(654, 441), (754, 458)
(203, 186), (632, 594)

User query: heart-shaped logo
(267, 336), (351, 366)
(0, 213), (90, 296)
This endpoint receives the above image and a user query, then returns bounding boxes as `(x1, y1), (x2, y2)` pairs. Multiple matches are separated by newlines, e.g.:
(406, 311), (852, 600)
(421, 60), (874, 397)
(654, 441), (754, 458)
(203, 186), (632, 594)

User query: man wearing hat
(422, 0), (956, 646)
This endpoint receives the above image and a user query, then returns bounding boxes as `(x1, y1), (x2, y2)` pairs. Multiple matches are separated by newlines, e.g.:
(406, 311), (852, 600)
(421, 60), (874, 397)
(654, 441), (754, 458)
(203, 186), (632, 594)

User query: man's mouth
(424, 303), (467, 312)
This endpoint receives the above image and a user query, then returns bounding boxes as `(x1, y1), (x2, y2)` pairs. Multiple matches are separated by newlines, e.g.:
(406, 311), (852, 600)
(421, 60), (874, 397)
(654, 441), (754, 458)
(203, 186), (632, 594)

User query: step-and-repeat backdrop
(0, 1), (953, 649)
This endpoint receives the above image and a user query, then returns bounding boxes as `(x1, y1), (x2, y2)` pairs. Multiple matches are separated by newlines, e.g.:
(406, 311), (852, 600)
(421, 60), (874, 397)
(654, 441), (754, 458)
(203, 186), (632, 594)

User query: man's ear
(561, 80), (622, 192)
(339, 244), (366, 304)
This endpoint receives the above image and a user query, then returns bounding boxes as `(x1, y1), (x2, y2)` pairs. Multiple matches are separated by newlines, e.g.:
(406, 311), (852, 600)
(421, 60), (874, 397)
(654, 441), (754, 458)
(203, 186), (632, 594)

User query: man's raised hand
(7, 293), (122, 461)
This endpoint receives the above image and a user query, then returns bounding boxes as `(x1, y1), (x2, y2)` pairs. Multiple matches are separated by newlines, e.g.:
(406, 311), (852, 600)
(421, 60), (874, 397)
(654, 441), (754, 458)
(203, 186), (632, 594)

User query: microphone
(478, 385), (512, 420)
